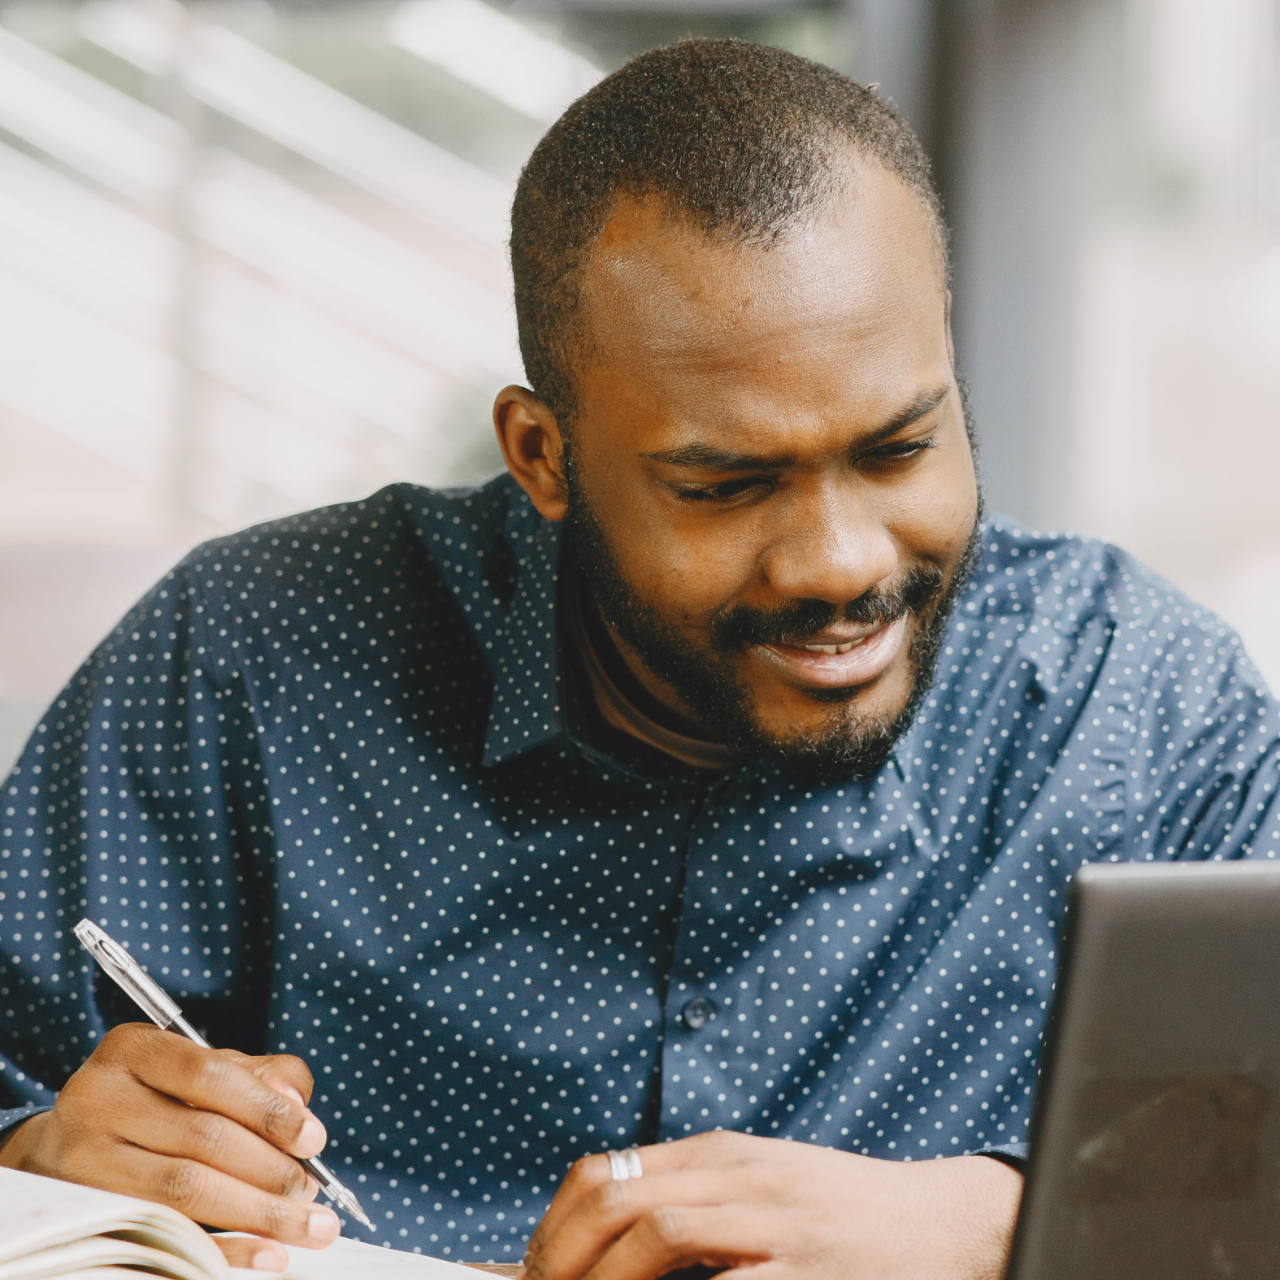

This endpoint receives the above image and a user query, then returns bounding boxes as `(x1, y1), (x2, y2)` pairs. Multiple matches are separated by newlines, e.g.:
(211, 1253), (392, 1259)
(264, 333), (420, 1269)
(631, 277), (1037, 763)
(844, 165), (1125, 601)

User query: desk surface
(466, 1266), (521, 1277)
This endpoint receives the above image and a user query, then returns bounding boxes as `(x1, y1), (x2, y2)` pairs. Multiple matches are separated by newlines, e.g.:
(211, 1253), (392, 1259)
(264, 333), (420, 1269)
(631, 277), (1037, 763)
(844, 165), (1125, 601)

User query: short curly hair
(509, 37), (946, 431)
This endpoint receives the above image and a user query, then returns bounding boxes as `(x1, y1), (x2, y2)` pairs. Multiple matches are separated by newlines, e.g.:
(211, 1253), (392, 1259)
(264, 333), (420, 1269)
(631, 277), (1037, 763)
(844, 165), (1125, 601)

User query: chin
(743, 675), (920, 783)
(761, 663), (911, 715)
(754, 726), (902, 785)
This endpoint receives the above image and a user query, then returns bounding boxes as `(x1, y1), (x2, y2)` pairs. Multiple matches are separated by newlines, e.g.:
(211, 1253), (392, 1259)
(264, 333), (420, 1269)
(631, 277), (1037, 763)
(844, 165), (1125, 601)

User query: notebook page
(0, 1234), (212, 1280)
(6, 1271), (135, 1280)
(0, 1168), (227, 1278)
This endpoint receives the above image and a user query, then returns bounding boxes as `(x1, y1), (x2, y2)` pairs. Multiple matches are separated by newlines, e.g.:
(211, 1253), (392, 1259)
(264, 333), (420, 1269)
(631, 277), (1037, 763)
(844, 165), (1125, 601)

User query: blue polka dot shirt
(3, 475), (1279, 1259)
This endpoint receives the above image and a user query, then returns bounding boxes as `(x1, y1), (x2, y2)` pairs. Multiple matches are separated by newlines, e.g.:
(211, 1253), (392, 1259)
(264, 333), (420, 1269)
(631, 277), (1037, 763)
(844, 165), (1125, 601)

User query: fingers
(126, 1033), (326, 1161)
(10, 1024), (340, 1252)
(219, 1051), (315, 1108)
(115, 1088), (317, 1202)
(535, 1141), (693, 1245)
(531, 1151), (617, 1250)
(528, 1167), (756, 1280)
(117, 1146), (341, 1247)
(533, 1134), (754, 1260)
(583, 1205), (771, 1280)
(215, 1235), (291, 1272)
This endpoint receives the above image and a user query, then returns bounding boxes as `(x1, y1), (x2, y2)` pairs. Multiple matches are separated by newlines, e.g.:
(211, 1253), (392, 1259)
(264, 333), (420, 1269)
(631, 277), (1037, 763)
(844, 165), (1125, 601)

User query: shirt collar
(480, 485), (568, 766)
(414, 479), (745, 773)
(406, 477), (568, 767)
(417, 480), (1014, 780)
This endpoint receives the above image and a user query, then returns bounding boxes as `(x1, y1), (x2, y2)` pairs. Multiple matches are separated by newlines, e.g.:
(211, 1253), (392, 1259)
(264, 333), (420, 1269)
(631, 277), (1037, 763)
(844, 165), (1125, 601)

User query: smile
(751, 615), (909, 690)
(802, 639), (866, 654)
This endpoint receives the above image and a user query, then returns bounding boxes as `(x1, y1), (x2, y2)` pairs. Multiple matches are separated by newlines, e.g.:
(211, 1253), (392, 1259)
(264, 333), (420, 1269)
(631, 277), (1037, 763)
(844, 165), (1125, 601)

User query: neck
(577, 587), (721, 744)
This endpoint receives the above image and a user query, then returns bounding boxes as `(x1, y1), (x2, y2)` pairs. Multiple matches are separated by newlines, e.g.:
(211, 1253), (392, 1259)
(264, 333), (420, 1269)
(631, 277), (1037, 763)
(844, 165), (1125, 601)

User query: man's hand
(0, 1023), (340, 1271)
(522, 1131), (1022, 1280)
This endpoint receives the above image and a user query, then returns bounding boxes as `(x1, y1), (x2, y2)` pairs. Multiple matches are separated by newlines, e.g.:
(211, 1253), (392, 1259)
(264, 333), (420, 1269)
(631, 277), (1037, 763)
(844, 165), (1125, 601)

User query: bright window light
(0, 25), (179, 204)
(390, 0), (602, 125)
(81, 1), (514, 256)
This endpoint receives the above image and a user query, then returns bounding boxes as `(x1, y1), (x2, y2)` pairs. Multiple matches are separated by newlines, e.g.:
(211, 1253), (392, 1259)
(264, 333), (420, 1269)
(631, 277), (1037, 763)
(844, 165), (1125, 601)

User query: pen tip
(343, 1197), (374, 1231)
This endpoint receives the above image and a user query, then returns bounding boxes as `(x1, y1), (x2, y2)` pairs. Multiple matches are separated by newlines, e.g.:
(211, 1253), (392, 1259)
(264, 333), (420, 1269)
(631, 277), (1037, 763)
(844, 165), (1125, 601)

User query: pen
(73, 918), (373, 1232)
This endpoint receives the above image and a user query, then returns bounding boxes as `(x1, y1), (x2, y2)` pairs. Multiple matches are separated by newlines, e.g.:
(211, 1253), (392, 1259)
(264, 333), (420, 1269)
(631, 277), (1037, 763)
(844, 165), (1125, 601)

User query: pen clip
(74, 919), (184, 1030)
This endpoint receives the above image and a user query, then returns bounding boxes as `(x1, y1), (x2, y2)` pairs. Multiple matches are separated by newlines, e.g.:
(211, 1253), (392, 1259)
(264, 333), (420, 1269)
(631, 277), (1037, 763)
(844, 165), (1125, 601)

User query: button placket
(659, 774), (771, 1137)
(681, 995), (717, 1029)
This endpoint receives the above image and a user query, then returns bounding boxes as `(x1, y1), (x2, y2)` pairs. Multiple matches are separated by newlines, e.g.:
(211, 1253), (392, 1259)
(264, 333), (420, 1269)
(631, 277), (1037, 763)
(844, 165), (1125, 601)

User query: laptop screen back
(1008, 860), (1280, 1280)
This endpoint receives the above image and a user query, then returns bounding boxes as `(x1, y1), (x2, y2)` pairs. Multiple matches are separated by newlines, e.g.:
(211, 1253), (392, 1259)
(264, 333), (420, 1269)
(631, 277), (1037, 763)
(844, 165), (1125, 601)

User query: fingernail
(297, 1113), (327, 1157)
(251, 1245), (288, 1272)
(308, 1207), (340, 1245)
(282, 1087), (306, 1106)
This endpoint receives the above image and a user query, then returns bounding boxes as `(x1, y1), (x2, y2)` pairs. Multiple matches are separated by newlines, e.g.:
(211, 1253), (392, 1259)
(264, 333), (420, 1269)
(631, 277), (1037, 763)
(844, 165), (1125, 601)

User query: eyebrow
(642, 385), (952, 471)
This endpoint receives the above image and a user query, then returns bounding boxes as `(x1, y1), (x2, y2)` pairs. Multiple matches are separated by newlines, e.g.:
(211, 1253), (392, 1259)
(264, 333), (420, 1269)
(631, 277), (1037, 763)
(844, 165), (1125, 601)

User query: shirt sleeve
(0, 1105), (51, 1144)
(971, 1142), (1028, 1167)
(0, 555), (275, 1111)
(1126, 597), (1280, 864)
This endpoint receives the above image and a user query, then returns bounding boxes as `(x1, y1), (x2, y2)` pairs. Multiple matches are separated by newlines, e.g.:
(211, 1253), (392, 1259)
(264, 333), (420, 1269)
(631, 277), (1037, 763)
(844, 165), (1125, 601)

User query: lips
(751, 615), (908, 690)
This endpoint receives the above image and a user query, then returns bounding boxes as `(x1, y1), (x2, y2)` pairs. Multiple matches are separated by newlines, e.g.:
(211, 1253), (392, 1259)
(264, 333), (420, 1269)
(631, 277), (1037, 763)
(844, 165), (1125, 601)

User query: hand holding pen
(0, 919), (370, 1273)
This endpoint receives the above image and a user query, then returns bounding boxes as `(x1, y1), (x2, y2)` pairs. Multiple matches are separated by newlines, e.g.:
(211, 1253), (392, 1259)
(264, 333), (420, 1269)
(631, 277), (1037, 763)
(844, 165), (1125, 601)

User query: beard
(563, 447), (984, 785)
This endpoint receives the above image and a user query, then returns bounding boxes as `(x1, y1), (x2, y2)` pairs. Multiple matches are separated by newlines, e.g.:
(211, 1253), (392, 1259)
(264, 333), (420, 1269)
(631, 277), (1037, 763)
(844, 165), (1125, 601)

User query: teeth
(802, 639), (865, 655)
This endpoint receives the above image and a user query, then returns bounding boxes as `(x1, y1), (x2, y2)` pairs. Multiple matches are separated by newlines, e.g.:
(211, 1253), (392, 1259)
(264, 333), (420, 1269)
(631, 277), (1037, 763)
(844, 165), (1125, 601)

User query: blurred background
(2, 0), (1279, 776)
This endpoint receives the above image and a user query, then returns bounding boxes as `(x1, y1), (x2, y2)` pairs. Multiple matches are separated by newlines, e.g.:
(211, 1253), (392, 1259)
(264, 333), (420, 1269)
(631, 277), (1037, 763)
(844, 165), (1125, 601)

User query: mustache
(709, 565), (947, 652)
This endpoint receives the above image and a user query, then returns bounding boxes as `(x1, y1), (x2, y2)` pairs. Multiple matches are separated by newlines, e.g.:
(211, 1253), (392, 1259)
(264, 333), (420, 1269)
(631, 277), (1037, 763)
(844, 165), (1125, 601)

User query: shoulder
(170, 475), (519, 603)
(968, 518), (1232, 637)
(964, 516), (1271, 700)
(966, 518), (1170, 622)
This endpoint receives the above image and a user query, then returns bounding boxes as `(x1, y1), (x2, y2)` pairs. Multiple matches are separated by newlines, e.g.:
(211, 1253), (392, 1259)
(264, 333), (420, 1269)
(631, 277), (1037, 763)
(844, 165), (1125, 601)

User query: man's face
(555, 160), (980, 777)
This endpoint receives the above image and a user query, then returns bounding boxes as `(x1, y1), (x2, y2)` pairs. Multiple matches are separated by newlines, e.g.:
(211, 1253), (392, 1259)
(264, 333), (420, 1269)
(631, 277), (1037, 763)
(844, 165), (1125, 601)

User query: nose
(757, 480), (898, 605)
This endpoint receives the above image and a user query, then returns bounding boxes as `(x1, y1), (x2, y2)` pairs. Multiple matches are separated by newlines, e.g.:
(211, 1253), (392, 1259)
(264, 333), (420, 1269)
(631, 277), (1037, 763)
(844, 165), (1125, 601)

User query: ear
(493, 386), (569, 522)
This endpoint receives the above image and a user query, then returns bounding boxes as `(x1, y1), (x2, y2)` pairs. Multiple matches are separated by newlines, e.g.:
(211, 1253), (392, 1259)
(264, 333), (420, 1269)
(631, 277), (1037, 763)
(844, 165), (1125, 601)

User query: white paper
(0, 1169), (477, 1280)
(264, 1236), (485, 1280)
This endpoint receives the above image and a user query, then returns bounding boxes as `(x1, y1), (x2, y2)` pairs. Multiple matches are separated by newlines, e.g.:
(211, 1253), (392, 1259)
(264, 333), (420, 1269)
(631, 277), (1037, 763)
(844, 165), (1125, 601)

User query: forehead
(575, 160), (949, 439)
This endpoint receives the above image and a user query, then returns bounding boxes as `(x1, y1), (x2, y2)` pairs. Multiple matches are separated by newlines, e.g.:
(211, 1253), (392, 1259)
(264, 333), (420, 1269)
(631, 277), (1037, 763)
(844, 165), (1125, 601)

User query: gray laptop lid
(1008, 860), (1280, 1280)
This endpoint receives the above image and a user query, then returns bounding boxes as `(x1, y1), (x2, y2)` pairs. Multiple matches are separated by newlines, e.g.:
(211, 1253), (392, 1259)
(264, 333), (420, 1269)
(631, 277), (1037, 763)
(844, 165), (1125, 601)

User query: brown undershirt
(562, 574), (745, 774)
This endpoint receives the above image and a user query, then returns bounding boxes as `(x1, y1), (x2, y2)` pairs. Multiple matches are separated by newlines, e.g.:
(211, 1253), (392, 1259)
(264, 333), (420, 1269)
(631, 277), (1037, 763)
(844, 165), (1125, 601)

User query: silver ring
(607, 1147), (643, 1181)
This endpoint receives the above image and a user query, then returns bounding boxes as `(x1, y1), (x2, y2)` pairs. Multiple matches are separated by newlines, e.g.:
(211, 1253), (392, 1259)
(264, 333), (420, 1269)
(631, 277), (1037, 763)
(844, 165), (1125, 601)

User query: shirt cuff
(968, 1142), (1028, 1168)
(0, 1104), (52, 1147)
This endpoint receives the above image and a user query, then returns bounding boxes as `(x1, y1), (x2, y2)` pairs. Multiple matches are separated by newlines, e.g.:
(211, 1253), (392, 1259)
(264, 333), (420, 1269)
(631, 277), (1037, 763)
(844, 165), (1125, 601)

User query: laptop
(1008, 859), (1280, 1280)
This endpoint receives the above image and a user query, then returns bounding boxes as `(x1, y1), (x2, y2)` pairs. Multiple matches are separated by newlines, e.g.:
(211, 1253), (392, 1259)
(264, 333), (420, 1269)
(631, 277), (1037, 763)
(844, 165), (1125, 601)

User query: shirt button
(681, 996), (717, 1030)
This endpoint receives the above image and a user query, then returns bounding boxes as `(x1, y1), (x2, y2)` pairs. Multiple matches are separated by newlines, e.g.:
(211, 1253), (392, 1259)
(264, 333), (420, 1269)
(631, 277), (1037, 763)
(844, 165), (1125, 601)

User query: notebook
(0, 1166), (481, 1280)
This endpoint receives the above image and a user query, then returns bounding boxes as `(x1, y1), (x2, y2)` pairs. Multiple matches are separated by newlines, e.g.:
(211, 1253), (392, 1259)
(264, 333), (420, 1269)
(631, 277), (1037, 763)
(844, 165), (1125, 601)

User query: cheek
(575, 437), (762, 619)
(884, 447), (978, 564)
(621, 513), (762, 622)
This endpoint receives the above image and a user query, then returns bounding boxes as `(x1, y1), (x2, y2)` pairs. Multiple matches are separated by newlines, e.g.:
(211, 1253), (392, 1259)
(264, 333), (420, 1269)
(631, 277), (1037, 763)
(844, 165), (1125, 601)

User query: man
(1, 37), (1277, 1280)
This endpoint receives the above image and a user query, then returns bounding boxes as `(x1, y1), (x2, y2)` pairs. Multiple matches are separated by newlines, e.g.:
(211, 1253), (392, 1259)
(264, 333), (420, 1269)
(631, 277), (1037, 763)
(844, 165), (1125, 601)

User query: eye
(865, 436), (937, 464)
(676, 477), (774, 503)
